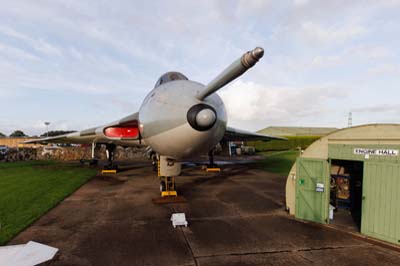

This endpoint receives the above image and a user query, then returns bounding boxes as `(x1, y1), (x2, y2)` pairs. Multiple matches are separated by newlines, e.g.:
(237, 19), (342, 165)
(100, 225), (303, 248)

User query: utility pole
(44, 122), (50, 137)
(348, 112), (352, 127)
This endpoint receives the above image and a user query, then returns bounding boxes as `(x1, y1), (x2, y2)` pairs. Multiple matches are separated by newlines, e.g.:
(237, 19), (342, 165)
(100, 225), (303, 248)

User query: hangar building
(285, 124), (400, 245)
(258, 126), (337, 137)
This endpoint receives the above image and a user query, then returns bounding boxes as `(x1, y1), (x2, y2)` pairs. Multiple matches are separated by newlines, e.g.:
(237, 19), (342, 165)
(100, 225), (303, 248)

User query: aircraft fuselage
(139, 80), (227, 160)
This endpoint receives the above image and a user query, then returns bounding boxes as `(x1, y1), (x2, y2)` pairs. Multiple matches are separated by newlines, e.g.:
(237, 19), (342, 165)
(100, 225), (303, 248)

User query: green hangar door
(295, 157), (329, 223)
(362, 162), (400, 245)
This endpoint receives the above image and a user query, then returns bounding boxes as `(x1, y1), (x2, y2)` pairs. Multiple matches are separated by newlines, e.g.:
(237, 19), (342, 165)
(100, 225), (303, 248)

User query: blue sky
(1, 0), (399, 136)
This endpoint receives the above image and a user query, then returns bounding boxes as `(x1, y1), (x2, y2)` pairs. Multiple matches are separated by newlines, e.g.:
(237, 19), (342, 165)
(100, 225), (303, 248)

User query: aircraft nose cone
(196, 108), (216, 128)
(252, 47), (264, 59)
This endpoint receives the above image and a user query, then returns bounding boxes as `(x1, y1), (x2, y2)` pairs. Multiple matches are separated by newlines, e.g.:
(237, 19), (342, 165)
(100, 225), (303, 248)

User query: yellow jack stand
(206, 167), (221, 172)
(161, 176), (177, 197)
(161, 190), (178, 197)
(158, 160), (178, 197)
(101, 169), (117, 174)
(152, 160), (187, 204)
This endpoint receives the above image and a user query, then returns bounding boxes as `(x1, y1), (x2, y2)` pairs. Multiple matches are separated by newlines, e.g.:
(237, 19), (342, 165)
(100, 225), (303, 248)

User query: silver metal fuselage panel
(139, 80), (227, 160)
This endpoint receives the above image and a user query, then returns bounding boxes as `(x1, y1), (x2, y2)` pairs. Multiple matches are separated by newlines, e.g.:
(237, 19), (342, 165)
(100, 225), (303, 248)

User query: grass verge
(0, 161), (97, 245)
(254, 150), (299, 176)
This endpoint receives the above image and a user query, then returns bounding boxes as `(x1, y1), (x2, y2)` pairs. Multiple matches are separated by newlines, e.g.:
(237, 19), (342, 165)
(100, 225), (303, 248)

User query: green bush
(247, 136), (320, 152)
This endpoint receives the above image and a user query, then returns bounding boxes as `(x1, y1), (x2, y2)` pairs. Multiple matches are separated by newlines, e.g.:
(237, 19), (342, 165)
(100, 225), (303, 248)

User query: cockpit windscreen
(154, 72), (188, 88)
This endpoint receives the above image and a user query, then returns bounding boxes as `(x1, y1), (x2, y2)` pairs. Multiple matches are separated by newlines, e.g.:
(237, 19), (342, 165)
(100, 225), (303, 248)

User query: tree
(0, 132), (5, 138)
(9, 130), (27, 137)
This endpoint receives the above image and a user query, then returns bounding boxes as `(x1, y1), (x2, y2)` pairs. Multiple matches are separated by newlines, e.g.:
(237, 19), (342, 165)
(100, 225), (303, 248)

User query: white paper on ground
(0, 241), (58, 266)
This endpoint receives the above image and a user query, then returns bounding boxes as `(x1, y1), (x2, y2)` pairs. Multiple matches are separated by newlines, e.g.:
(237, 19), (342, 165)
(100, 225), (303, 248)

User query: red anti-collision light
(104, 127), (139, 138)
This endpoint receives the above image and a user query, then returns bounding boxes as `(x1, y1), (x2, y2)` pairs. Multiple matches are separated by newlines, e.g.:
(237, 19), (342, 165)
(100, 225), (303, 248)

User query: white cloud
(0, 25), (29, 40)
(219, 80), (349, 128)
(0, 25), (62, 57)
(0, 1), (399, 134)
(301, 21), (366, 43)
(352, 45), (392, 60)
(293, 0), (309, 6)
(309, 45), (392, 69)
(353, 104), (400, 113)
(32, 120), (72, 132)
(33, 39), (62, 57)
(311, 55), (344, 68)
(368, 63), (400, 75)
(0, 119), (80, 136)
(0, 42), (40, 61)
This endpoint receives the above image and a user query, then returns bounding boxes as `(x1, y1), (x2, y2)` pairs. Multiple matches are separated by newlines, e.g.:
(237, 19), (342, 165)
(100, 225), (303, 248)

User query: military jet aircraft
(26, 47), (284, 192)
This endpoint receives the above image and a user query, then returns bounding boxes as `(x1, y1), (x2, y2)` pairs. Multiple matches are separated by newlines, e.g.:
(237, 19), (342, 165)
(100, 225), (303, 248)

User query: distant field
(255, 150), (299, 176)
(0, 161), (97, 245)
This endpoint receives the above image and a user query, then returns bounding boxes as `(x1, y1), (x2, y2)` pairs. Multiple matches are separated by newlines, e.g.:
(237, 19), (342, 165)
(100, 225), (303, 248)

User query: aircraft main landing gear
(80, 142), (99, 166)
(206, 149), (221, 172)
(102, 144), (118, 174)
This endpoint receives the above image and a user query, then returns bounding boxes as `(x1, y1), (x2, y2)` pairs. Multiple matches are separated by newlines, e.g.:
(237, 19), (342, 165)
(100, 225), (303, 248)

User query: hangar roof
(299, 123), (400, 160)
(257, 126), (338, 137)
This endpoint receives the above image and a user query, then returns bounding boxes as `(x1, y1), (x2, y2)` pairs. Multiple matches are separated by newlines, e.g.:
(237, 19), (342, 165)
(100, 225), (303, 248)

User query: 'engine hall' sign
(354, 148), (399, 156)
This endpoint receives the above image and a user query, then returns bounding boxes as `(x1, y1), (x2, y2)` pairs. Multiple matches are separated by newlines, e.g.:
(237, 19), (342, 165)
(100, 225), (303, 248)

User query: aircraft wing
(223, 126), (287, 141)
(24, 112), (142, 146)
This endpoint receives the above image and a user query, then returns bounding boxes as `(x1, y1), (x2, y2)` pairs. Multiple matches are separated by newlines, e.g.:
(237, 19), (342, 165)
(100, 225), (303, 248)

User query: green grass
(0, 161), (97, 245)
(247, 136), (320, 152)
(254, 150), (299, 176)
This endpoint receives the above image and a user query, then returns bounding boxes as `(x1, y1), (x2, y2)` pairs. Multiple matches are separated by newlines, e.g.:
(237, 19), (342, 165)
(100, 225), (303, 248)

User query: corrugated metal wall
(361, 162), (400, 245)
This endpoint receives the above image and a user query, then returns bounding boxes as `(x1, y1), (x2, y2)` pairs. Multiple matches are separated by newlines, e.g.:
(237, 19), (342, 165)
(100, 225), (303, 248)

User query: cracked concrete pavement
(10, 158), (400, 265)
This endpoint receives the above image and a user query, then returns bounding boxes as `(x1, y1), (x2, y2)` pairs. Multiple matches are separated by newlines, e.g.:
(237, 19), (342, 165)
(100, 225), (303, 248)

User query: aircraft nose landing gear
(152, 155), (187, 204)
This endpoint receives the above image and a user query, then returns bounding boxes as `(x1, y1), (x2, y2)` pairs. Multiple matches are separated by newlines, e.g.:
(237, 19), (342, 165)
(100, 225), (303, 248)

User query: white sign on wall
(315, 183), (324, 192)
(353, 148), (399, 156)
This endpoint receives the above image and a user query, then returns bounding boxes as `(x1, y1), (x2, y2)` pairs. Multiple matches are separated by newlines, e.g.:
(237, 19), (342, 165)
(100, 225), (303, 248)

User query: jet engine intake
(104, 126), (139, 138)
(187, 104), (217, 131)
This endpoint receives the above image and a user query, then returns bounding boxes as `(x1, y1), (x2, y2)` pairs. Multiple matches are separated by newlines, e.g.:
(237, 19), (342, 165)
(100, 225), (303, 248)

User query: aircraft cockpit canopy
(154, 72), (188, 88)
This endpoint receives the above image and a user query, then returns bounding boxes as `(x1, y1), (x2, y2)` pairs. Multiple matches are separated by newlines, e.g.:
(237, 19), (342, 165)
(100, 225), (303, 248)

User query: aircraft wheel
(160, 181), (166, 192)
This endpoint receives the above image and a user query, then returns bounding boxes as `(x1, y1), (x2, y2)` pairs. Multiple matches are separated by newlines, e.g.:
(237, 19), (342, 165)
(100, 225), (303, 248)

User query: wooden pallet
(152, 196), (187, 204)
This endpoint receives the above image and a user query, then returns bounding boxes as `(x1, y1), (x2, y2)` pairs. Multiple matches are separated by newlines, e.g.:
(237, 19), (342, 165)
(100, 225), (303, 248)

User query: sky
(1, 0), (400, 136)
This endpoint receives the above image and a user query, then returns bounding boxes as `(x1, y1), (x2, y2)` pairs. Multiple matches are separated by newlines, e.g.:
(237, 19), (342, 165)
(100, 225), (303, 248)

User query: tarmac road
(10, 158), (400, 266)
